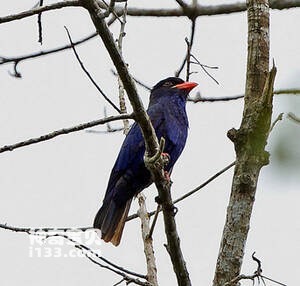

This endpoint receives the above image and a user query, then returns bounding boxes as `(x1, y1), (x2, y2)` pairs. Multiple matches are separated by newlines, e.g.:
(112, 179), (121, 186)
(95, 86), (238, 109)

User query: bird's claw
(161, 152), (170, 166)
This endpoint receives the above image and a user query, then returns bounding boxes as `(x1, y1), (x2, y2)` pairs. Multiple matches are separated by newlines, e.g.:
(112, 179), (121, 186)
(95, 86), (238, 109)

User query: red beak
(173, 81), (198, 92)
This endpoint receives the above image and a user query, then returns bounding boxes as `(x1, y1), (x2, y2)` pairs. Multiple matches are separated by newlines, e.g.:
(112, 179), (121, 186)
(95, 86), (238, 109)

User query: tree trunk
(213, 1), (276, 285)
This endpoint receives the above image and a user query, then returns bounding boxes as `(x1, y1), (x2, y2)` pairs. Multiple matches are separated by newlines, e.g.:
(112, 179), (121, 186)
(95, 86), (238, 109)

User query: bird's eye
(162, 81), (173, 87)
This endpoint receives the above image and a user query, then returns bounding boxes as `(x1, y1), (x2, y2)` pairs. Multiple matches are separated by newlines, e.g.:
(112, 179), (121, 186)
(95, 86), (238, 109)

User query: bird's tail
(93, 198), (132, 246)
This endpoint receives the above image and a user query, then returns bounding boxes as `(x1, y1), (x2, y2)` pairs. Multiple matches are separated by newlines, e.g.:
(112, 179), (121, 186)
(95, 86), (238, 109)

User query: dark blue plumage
(93, 77), (197, 245)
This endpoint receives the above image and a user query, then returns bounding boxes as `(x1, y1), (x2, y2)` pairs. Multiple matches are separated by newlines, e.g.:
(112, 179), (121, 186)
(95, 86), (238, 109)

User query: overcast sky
(0, 1), (299, 286)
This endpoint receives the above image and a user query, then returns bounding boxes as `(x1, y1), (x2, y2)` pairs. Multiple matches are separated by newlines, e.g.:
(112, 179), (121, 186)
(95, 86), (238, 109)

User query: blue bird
(93, 77), (197, 246)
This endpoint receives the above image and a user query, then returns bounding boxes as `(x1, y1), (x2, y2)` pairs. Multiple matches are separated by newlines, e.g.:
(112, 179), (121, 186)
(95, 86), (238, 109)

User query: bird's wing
(105, 104), (166, 196)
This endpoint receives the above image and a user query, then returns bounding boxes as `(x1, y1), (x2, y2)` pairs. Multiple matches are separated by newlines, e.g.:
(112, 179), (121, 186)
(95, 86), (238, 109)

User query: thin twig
(185, 37), (192, 82)
(175, 19), (196, 78)
(287, 112), (300, 124)
(46, 234), (148, 280)
(64, 26), (121, 113)
(260, 275), (287, 286)
(188, 88), (300, 103)
(111, 70), (152, 91)
(223, 252), (287, 286)
(113, 278), (126, 286)
(188, 93), (244, 102)
(0, 224), (147, 282)
(117, 1), (130, 134)
(175, 0), (189, 10)
(86, 127), (125, 134)
(173, 161), (235, 204)
(190, 54), (219, 85)
(0, 113), (133, 154)
(269, 112), (284, 133)
(148, 204), (161, 239)
(102, 0), (123, 23)
(37, 0), (44, 44)
(126, 161), (235, 222)
(0, 223), (92, 233)
(0, 32), (97, 66)
(274, 88), (300, 95)
(0, 1), (82, 24)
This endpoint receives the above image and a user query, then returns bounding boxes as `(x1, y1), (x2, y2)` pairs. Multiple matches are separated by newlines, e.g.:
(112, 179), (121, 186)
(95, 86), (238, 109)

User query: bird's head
(150, 77), (198, 103)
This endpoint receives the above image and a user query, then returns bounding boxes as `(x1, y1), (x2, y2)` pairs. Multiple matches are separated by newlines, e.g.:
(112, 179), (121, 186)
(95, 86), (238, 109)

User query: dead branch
(0, 113), (133, 154)
(137, 193), (158, 286)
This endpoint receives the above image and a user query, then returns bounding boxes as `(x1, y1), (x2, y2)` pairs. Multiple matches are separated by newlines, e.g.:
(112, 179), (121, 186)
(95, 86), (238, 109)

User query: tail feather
(93, 198), (132, 246)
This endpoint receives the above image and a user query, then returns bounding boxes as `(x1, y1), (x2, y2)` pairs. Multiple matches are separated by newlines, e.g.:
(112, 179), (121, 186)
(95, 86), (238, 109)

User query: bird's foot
(161, 152), (170, 166)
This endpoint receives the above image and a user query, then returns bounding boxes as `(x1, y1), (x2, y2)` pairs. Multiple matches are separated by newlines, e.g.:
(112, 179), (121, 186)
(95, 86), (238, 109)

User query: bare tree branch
(0, 1), (81, 24)
(0, 223), (147, 282)
(188, 88), (300, 103)
(190, 54), (219, 85)
(188, 94), (244, 102)
(0, 32), (97, 66)
(37, 0), (44, 44)
(0, 113), (133, 154)
(2, 1), (300, 25)
(127, 161), (235, 222)
(116, 2), (130, 134)
(213, 1), (275, 284)
(287, 112), (300, 124)
(45, 235), (148, 284)
(64, 26), (121, 113)
(137, 193), (158, 286)
(120, 1), (300, 17)
(174, 161), (235, 205)
(175, 19), (196, 78)
(274, 88), (300, 95)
